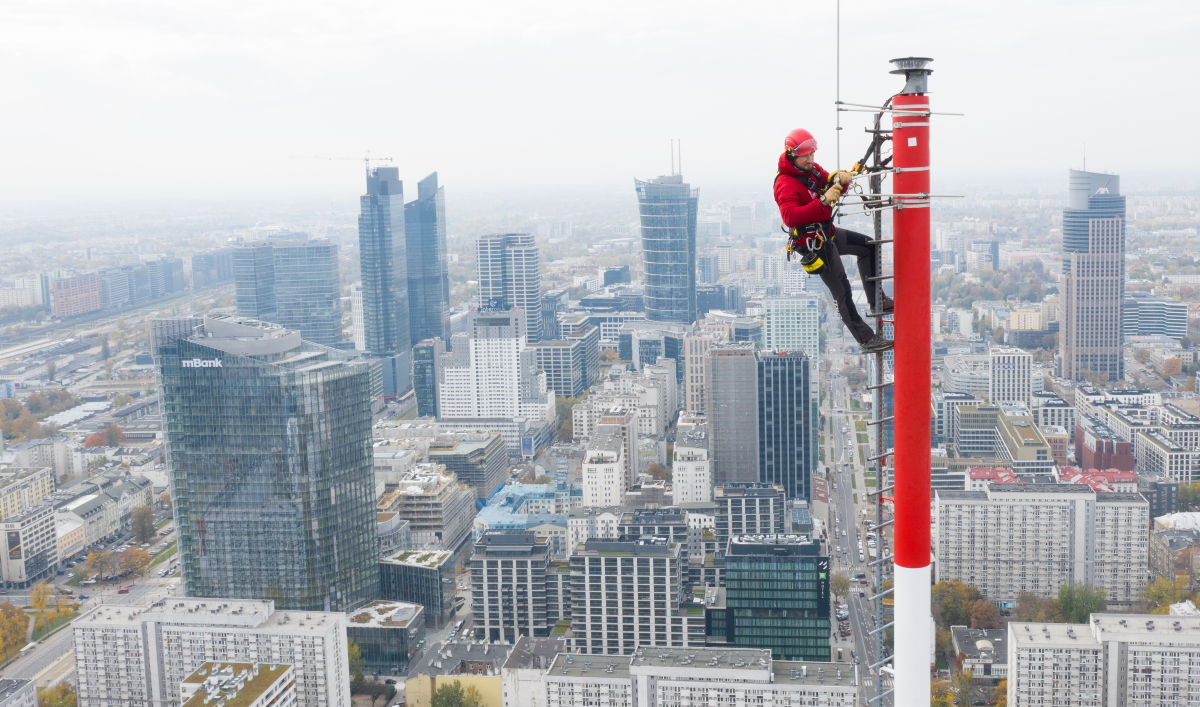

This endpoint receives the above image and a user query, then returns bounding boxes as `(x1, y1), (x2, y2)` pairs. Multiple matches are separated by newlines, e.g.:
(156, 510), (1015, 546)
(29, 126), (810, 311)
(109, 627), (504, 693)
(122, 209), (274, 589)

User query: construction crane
(290, 151), (394, 178)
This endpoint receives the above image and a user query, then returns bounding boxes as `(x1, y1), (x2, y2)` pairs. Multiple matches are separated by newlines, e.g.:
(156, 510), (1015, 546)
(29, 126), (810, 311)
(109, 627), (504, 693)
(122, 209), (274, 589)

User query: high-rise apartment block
(1061, 170), (1125, 382)
(989, 347), (1032, 406)
(470, 530), (550, 641)
(234, 235), (342, 346)
(935, 484), (1148, 607)
(158, 314), (379, 611)
(436, 309), (556, 451)
(477, 233), (542, 344)
(1008, 614), (1200, 707)
(147, 256), (186, 299)
(762, 295), (820, 356)
(73, 598), (349, 707)
(636, 175), (698, 324)
(405, 173), (450, 345)
(682, 329), (726, 415)
(673, 417), (712, 504)
(359, 167), (412, 393)
(582, 434), (627, 508)
(49, 273), (103, 318)
(567, 537), (692, 655)
(708, 534), (831, 661)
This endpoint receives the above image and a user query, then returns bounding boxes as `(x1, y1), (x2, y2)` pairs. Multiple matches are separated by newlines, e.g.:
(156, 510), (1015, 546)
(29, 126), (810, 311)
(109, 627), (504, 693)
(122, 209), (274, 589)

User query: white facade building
(673, 419), (711, 504)
(935, 485), (1148, 607)
(73, 597), (349, 707)
(545, 648), (856, 707)
(989, 347), (1032, 407)
(0, 680), (35, 707)
(567, 507), (621, 554)
(1008, 614), (1200, 707)
(582, 435), (626, 508)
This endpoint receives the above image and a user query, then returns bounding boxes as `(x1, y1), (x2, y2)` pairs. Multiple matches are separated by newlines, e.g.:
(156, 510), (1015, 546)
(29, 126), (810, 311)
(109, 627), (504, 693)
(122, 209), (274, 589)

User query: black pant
(817, 227), (878, 345)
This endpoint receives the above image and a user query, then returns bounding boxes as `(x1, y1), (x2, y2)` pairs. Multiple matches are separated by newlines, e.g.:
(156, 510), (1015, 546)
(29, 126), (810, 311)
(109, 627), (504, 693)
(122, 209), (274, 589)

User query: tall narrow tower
(1061, 170), (1125, 382)
(476, 233), (542, 344)
(635, 175), (698, 324)
(359, 167), (412, 394)
(405, 172), (450, 346)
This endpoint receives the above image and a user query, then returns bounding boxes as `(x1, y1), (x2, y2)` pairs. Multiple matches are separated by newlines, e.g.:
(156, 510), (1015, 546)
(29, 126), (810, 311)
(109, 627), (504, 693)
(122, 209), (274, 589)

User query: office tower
(97, 267), (131, 310)
(567, 324), (601, 390)
(673, 417), (712, 503)
(602, 265), (631, 286)
(714, 483), (787, 547)
(405, 172), (450, 346)
(351, 284), (366, 350)
(593, 407), (640, 489)
(477, 233), (542, 344)
(954, 403), (1054, 473)
(635, 175), (698, 324)
(1061, 169), (1125, 382)
(234, 237), (342, 347)
(709, 534), (830, 661)
(412, 339), (445, 417)
(379, 548), (457, 628)
(989, 347), (1032, 407)
(758, 351), (814, 501)
(1123, 293), (1189, 340)
(703, 310), (763, 346)
(427, 431), (508, 499)
(763, 295), (820, 355)
(157, 314), (379, 611)
(49, 273), (103, 318)
(378, 465), (476, 556)
(568, 537), (691, 655)
(73, 598), (349, 707)
(541, 289), (572, 341)
(437, 309), (557, 450)
(730, 204), (753, 237)
(190, 247), (236, 288)
(531, 339), (587, 398)
(0, 505), (56, 587)
(1008, 614), (1200, 706)
(146, 256), (185, 298)
(234, 243), (277, 320)
(707, 343), (759, 485)
(935, 484), (1148, 608)
(470, 530), (549, 641)
(698, 253), (719, 285)
(359, 167), (412, 393)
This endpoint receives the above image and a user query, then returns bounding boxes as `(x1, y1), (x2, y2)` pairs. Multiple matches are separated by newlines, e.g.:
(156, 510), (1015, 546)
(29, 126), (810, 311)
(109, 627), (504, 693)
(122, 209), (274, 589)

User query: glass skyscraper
(159, 313), (380, 612)
(233, 236), (342, 347)
(412, 338), (445, 417)
(635, 174), (698, 323)
(404, 173), (450, 346)
(476, 233), (542, 344)
(757, 351), (814, 501)
(1061, 169), (1125, 382)
(359, 167), (412, 394)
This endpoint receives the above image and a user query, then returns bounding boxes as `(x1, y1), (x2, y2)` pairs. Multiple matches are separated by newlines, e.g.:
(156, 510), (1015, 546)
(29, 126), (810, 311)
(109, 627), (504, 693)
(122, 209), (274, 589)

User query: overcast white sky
(2, 0), (1198, 205)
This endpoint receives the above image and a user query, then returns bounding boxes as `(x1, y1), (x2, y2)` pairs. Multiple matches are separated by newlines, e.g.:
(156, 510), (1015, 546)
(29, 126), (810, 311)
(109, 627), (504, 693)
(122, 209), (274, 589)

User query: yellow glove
(821, 184), (843, 206)
(830, 170), (855, 187)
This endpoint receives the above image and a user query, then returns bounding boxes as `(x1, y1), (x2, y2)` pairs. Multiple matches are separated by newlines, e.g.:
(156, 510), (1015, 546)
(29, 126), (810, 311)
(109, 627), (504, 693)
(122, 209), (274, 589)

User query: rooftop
(182, 662), (291, 707)
(382, 549), (452, 568)
(346, 601), (423, 629)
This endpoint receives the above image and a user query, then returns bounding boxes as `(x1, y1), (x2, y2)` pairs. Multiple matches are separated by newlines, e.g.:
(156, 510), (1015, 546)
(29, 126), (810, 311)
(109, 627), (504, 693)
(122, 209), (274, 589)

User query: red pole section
(891, 93), (931, 570)
(890, 59), (933, 704)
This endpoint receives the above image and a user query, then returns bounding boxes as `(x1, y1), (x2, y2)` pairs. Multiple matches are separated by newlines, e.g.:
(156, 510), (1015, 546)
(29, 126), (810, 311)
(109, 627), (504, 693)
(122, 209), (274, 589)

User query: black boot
(861, 335), (893, 354)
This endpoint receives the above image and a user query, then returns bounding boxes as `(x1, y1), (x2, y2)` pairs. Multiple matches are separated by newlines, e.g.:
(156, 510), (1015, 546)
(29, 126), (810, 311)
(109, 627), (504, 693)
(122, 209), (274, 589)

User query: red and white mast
(890, 56), (933, 706)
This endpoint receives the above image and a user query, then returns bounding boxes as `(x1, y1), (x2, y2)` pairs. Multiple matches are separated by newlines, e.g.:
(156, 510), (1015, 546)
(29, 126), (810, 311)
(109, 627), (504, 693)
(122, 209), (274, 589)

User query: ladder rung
(868, 620), (895, 636)
(867, 485), (894, 497)
(866, 239), (893, 245)
(866, 416), (894, 426)
(867, 274), (893, 281)
(870, 519), (894, 531)
(867, 450), (893, 462)
(866, 381), (893, 390)
(868, 587), (894, 602)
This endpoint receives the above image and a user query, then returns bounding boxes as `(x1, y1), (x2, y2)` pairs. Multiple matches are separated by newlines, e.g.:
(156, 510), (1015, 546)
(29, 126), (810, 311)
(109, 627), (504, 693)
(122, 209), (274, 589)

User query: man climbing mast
(773, 128), (893, 353)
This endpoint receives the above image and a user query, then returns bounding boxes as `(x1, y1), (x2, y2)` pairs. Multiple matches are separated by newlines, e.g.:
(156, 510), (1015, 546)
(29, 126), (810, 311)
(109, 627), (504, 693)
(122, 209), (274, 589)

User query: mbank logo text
(181, 358), (223, 368)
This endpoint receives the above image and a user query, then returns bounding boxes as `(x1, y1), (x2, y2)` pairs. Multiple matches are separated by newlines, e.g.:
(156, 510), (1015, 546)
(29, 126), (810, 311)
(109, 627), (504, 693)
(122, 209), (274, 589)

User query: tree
(86, 551), (113, 580)
(930, 678), (954, 707)
(131, 505), (156, 544)
(970, 599), (1002, 629)
(159, 492), (173, 510)
(932, 580), (983, 629)
(1134, 349), (1152, 364)
(46, 361), (56, 382)
(952, 668), (975, 701)
(103, 423), (125, 447)
(37, 684), (77, 707)
(1181, 481), (1200, 511)
(30, 582), (53, 612)
(100, 337), (110, 360)
(0, 602), (26, 659)
(1142, 576), (1189, 614)
(600, 348), (619, 363)
(994, 679), (1008, 707)
(348, 639), (365, 693)
(112, 393), (133, 407)
(556, 419), (573, 442)
(1057, 582), (1107, 623)
(830, 573), (850, 601)
(1014, 592), (1063, 623)
(118, 548), (152, 577)
(1164, 358), (1184, 378)
(647, 463), (670, 481)
(432, 681), (483, 707)
(83, 431), (108, 448)
(555, 396), (582, 423)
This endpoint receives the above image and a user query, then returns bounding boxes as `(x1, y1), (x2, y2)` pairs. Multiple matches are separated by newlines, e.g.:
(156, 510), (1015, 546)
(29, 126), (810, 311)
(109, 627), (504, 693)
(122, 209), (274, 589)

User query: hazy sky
(2, 0), (1198, 204)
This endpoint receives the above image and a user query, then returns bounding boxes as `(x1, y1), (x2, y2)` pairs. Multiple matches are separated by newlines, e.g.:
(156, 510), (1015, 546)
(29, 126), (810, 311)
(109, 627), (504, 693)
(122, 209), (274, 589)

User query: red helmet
(784, 128), (818, 157)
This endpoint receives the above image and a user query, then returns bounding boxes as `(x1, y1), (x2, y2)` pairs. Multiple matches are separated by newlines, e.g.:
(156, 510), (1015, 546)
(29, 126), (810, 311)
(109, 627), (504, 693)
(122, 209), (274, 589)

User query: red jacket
(773, 152), (832, 230)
